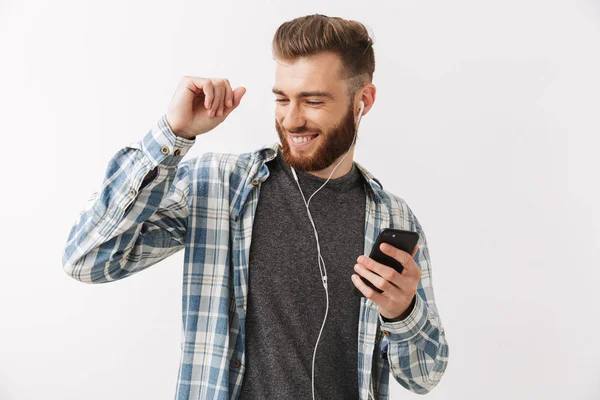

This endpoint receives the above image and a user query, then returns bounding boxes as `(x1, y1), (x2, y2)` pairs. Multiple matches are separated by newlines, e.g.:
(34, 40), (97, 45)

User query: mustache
(276, 122), (322, 135)
(287, 128), (321, 135)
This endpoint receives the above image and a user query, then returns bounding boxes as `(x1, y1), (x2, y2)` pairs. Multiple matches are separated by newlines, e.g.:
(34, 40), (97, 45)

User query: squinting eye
(275, 99), (288, 103)
(307, 101), (322, 106)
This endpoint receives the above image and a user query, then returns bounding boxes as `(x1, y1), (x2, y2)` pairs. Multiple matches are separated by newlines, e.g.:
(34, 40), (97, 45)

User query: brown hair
(272, 14), (375, 97)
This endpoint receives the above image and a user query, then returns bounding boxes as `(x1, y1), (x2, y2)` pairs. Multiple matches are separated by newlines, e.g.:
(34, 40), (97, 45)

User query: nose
(280, 103), (306, 133)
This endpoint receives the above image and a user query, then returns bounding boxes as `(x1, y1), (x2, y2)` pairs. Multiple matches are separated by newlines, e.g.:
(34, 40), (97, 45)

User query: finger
(356, 258), (419, 303)
(223, 87), (246, 117)
(357, 255), (402, 288)
(379, 243), (420, 276)
(184, 76), (207, 95)
(224, 79), (233, 109)
(353, 263), (399, 294)
(217, 84), (225, 117)
(211, 85), (223, 117)
(203, 79), (214, 111)
(351, 274), (386, 303)
(393, 277), (419, 297)
(173, 76), (205, 109)
(411, 244), (419, 258)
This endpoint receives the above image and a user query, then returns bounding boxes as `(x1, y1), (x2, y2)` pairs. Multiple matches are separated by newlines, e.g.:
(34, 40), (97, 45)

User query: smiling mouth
(290, 134), (319, 145)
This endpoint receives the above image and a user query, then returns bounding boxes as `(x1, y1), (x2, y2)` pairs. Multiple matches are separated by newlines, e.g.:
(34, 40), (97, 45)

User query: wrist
(382, 296), (416, 322)
(165, 115), (195, 140)
(173, 130), (196, 140)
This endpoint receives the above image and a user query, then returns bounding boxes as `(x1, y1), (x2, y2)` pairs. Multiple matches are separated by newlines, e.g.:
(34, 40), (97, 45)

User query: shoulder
(355, 161), (420, 231)
(178, 144), (273, 183)
(373, 186), (422, 233)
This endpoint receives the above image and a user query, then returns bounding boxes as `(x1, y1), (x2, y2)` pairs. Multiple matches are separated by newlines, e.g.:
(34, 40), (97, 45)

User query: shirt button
(234, 215), (239, 222)
(382, 330), (390, 336)
(233, 359), (241, 368)
(129, 189), (137, 196)
(174, 149), (181, 156)
(251, 179), (260, 186)
(161, 146), (170, 155)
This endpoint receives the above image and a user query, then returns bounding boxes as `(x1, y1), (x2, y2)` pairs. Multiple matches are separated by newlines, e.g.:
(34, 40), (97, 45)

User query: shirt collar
(255, 142), (385, 192)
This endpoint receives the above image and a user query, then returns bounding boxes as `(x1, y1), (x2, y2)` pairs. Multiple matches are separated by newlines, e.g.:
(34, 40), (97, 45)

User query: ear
(356, 83), (376, 117)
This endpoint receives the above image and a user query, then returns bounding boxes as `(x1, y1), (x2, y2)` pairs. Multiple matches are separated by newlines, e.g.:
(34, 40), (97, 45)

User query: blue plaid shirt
(63, 115), (449, 399)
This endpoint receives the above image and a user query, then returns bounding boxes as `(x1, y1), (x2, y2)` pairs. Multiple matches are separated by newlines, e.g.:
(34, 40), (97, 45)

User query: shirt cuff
(135, 114), (196, 168)
(378, 294), (428, 341)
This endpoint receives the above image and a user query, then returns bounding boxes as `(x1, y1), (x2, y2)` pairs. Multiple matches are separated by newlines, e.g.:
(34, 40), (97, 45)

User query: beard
(275, 103), (357, 173)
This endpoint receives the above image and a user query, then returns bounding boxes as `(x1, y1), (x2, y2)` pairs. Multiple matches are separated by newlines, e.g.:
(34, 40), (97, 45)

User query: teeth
(292, 135), (315, 144)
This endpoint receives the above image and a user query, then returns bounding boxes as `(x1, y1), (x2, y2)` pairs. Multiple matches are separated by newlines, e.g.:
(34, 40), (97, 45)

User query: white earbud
(357, 100), (365, 125)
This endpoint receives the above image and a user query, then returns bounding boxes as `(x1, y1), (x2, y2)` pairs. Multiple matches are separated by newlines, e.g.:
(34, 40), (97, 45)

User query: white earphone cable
(290, 101), (375, 400)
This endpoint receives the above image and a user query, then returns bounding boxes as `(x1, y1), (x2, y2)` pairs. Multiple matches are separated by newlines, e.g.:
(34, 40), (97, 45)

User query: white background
(1, 0), (599, 399)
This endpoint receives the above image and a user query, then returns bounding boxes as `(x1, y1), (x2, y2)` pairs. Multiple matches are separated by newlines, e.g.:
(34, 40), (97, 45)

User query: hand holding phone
(353, 228), (419, 297)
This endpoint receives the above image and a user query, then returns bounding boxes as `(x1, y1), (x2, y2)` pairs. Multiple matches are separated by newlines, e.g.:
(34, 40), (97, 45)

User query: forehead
(274, 52), (346, 96)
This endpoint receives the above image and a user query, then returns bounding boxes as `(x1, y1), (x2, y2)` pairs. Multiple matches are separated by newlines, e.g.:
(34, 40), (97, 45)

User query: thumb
(223, 87), (246, 118)
(232, 87), (246, 108)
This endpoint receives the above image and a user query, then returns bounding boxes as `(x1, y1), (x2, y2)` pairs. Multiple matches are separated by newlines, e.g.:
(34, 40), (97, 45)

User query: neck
(305, 147), (356, 180)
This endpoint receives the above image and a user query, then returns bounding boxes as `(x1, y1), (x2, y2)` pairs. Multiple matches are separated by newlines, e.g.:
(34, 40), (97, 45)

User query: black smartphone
(353, 228), (420, 297)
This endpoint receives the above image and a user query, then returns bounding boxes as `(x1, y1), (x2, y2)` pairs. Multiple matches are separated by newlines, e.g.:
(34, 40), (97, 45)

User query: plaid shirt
(63, 115), (449, 400)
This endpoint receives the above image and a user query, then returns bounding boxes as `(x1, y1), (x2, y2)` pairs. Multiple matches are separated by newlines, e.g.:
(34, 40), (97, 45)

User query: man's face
(273, 52), (357, 172)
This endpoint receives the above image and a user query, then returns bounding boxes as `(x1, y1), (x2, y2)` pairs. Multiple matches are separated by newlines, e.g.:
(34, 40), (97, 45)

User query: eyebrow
(272, 88), (336, 100)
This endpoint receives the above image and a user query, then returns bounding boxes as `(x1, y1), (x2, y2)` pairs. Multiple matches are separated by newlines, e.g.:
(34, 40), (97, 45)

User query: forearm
(379, 295), (449, 393)
(377, 204), (449, 394)
(62, 115), (194, 283)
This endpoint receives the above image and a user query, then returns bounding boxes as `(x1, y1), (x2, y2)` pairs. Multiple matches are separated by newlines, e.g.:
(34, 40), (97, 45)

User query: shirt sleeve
(378, 206), (449, 394)
(62, 115), (196, 283)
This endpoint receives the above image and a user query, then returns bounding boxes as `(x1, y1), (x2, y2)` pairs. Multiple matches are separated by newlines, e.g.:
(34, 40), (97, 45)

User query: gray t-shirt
(239, 149), (366, 399)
